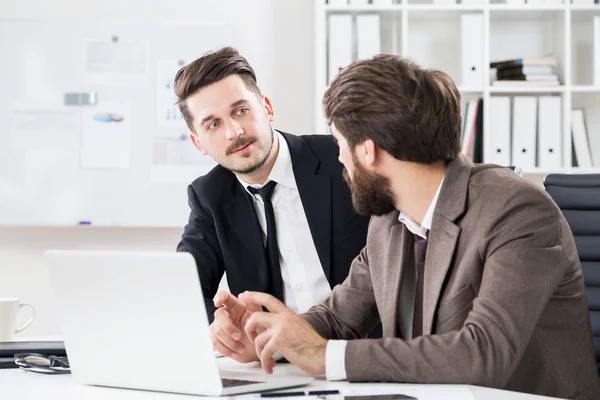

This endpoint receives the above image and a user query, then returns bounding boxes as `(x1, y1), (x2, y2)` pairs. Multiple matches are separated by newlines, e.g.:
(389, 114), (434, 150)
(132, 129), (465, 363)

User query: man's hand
(210, 291), (261, 363)
(241, 291), (327, 376)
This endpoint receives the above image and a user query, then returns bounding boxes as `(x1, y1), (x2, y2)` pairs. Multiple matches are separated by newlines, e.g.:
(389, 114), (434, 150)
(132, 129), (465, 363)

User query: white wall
(0, 0), (315, 336)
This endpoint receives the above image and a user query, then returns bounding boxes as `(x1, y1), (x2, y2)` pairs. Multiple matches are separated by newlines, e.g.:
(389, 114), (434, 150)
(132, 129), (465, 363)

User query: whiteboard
(0, 20), (228, 227)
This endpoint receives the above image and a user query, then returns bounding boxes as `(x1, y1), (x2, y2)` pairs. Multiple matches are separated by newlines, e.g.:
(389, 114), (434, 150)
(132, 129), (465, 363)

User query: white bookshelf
(315, 0), (600, 175)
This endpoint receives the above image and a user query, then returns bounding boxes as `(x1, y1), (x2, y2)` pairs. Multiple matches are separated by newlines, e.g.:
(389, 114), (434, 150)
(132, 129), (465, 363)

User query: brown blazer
(303, 154), (600, 400)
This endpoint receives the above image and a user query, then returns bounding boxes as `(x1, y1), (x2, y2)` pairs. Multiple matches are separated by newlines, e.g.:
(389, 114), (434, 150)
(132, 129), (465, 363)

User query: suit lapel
(423, 219), (460, 335)
(223, 184), (269, 290)
(387, 222), (413, 338)
(284, 133), (333, 282)
(422, 154), (472, 335)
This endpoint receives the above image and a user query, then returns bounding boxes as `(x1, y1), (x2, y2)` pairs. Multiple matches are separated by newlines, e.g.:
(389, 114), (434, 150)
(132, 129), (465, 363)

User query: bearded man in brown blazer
(209, 55), (600, 399)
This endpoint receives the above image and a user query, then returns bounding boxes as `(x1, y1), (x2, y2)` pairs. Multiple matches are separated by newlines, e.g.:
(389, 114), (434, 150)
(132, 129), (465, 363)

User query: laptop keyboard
(222, 378), (264, 388)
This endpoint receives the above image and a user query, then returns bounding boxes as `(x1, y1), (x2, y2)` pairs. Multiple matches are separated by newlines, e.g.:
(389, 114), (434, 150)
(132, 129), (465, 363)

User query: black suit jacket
(177, 132), (370, 323)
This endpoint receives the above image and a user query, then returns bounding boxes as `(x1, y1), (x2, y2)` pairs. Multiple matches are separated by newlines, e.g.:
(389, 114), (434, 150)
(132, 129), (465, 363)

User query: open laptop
(44, 250), (313, 396)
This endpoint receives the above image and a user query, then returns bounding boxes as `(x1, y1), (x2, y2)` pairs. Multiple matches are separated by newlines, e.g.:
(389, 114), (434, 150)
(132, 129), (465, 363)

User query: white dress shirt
(326, 179), (444, 381)
(237, 132), (331, 314)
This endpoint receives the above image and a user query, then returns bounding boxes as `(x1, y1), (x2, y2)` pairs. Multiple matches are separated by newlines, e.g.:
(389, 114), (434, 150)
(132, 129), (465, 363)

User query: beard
(343, 159), (396, 216)
(225, 129), (275, 175)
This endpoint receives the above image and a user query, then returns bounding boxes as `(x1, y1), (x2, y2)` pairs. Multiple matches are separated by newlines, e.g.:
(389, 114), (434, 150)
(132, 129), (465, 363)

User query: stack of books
(490, 55), (559, 86)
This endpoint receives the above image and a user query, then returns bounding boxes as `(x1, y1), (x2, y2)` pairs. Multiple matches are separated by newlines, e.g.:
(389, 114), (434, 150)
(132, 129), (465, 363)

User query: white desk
(0, 357), (560, 400)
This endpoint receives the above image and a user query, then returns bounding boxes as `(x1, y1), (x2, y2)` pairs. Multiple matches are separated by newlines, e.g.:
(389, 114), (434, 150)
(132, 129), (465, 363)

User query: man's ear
(362, 139), (377, 169)
(190, 133), (208, 155)
(262, 95), (275, 123)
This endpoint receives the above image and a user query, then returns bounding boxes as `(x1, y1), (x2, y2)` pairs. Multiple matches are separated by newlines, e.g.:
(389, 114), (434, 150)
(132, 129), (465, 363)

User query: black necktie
(247, 181), (284, 302)
(412, 232), (429, 338)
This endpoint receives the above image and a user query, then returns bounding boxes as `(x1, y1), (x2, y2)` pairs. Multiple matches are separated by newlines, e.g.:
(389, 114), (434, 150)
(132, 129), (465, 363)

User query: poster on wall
(82, 38), (149, 88)
(81, 102), (132, 169)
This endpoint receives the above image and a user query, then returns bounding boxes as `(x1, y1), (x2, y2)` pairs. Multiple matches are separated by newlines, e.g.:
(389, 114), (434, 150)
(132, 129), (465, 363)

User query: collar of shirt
(237, 131), (298, 193)
(398, 178), (444, 240)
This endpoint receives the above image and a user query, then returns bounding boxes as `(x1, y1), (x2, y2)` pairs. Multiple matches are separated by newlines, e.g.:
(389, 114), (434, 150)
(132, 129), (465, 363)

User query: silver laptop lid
(45, 250), (223, 395)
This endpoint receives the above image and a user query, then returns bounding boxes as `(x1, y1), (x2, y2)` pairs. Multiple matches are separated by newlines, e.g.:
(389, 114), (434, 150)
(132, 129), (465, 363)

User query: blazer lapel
(386, 222), (414, 338)
(422, 219), (460, 335)
(284, 133), (333, 282)
(223, 185), (269, 290)
(422, 154), (472, 335)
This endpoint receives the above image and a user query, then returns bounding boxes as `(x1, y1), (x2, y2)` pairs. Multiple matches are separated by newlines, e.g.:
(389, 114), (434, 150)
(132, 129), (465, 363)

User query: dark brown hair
(174, 47), (262, 132)
(323, 54), (462, 164)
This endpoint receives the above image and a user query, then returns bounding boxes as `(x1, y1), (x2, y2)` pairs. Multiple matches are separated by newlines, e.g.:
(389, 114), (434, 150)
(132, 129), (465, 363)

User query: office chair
(544, 174), (600, 375)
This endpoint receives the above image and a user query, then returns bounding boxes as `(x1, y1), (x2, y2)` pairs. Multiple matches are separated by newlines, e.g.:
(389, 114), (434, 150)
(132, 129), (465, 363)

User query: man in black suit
(174, 47), (369, 360)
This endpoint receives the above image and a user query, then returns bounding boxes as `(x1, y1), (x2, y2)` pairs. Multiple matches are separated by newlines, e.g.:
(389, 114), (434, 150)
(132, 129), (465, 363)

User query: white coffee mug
(0, 298), (36, 341)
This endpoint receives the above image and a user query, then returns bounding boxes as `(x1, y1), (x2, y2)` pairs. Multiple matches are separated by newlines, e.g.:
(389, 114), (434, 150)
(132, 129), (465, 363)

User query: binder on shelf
(461, 102), (471, 155)
(461, 14), (484, 87)
(571, 109), (594, 168)
(594, 17), (600, 86)
(461, 101), (473, 155)
(356, 15), (381, 60)
(537, 96), (562, 169)
(473, 98), (484, 163)
(328, 14), (352, 85)
(461, 99), (480, 159)
(488, 97), (511, 166)
(512, 97), (537, 169)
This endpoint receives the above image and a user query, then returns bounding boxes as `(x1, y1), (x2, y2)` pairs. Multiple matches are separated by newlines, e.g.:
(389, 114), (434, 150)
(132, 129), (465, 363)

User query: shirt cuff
(325, 340), (348, 381)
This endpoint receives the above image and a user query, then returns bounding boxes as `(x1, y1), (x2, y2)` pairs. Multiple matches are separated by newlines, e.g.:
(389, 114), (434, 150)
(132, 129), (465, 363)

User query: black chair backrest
(544, 174), (600, 375)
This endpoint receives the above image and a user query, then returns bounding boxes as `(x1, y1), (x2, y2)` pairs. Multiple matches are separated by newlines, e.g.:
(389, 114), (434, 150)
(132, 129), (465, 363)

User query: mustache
(226, 136), (257, 156)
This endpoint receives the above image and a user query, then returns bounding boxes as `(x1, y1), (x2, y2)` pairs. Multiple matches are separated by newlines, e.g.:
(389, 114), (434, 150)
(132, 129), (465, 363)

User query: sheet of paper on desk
(235, 396), (325, 400)
(235, 395), (413, 400)
(233, 386), (475, 400)
(341, 386), (475, 400)
(342, 395), (415, 400)
(81, 101), (132, 169)
(82, 39), (149, 88)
